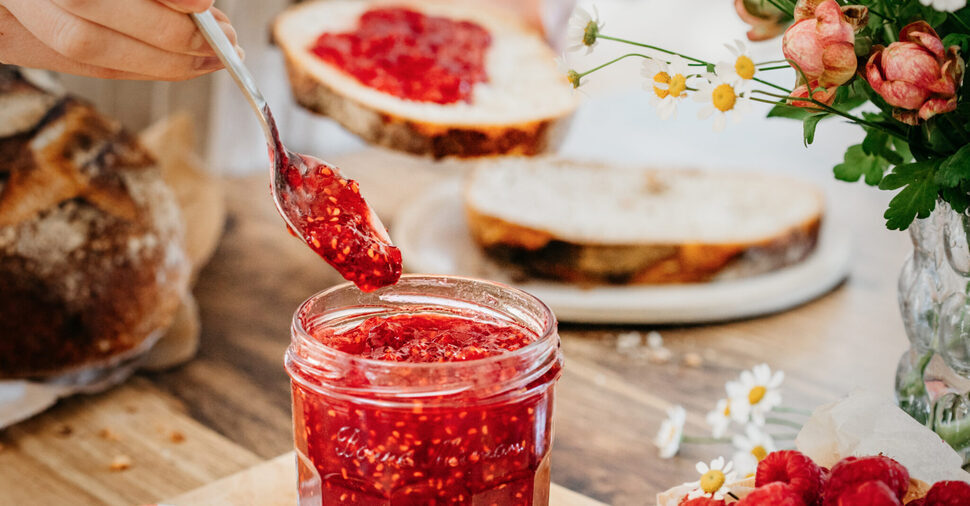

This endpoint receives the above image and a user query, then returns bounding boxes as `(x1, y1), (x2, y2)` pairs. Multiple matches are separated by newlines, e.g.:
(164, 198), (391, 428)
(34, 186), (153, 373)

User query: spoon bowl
(191, 11), (401, 291)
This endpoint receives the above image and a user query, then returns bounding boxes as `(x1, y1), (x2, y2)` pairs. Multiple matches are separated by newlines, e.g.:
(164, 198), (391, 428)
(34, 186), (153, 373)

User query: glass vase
(896, 200), (970, 464)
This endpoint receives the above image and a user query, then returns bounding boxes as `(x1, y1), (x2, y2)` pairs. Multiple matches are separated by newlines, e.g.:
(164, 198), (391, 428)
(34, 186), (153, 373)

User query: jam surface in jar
(291, 311), (559, 505)
(280, 152), (402, 292)
(310, 7), (492, 104)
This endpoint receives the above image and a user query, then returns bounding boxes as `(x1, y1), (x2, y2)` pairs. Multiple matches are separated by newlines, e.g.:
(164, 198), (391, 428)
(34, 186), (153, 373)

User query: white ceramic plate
(392, 179), (852, 324)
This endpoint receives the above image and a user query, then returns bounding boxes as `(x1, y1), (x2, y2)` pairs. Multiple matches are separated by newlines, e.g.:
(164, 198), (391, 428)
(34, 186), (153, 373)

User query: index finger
(156, 0), (214, 14)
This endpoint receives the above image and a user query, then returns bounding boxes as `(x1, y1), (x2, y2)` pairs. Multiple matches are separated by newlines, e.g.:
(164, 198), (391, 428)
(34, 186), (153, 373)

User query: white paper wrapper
(0, 381), (72, 428)
(797, 390), (970, 484)
(657, 390), (970, 505)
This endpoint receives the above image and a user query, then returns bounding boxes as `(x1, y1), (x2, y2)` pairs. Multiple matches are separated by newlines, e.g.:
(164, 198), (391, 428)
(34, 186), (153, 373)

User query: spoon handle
(190, 11), (275, 143)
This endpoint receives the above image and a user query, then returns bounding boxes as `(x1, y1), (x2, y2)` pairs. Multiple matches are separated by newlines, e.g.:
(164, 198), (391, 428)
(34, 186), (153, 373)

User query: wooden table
(0, 150), (911, 506)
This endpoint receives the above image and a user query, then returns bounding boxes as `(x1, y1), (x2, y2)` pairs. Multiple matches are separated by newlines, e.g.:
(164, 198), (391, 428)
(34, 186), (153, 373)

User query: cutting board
(0, 376), (604, 505)
(165, 452), (608, 506)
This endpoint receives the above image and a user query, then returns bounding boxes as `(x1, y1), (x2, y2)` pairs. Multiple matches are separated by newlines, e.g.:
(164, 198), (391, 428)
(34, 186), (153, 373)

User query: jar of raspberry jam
(286, 275), (562, 505)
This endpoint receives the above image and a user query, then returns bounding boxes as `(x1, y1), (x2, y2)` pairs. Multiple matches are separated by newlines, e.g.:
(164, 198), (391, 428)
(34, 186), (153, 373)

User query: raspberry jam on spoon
(192, 11), (402, 292)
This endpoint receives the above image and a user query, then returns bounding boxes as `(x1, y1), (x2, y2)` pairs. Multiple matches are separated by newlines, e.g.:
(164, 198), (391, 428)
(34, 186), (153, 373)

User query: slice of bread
(273, 0), (578, 158)
(465, 158), (824, 284)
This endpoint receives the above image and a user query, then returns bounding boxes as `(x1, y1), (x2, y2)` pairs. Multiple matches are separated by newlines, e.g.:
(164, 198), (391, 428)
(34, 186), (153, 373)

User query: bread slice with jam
(465, 158), (825, 284)
(272, 0), (578, 158)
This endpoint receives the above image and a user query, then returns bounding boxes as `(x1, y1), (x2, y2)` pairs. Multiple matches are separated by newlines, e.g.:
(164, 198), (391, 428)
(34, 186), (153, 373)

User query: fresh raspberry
(837, 481), (901, 505)
(921, 480), (970, 506)
(737, 482), (806, 505)
(756, 450), (824, 505)
(679, 497), (726, 506)
(823, 456), (910, 506)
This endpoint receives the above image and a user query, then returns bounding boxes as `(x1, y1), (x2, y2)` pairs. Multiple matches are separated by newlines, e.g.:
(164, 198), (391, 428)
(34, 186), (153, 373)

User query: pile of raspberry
(681, 450), (970, 505)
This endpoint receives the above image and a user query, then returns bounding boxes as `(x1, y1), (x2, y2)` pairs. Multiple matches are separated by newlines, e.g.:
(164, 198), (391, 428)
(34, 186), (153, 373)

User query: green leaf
(803, 113), (827, 147)
(833, 144), (890, 186)
(893, 138), (914, 164)
(768, 104), (811, 121)
(942, 33), (970, 53)
(936, 144), (970, 187)
(862, 128), (904, 165)
(881, 161), (941, 231)
(833, 78), (869, 113)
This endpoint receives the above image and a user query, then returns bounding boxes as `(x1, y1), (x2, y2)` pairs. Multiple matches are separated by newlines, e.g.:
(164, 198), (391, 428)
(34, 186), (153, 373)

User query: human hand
(0, 0), (240, 81)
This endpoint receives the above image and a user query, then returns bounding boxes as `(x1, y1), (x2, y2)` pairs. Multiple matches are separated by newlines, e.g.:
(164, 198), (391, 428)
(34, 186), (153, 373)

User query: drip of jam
(310, 7), (492, 104)
(312, 313), (535, 362)
(279, 152), (402, 292)
(292, 312), (560, 504)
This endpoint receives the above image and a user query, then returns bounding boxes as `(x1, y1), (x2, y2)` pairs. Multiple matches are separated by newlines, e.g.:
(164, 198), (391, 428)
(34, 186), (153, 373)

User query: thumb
(156, 0), (215, 14)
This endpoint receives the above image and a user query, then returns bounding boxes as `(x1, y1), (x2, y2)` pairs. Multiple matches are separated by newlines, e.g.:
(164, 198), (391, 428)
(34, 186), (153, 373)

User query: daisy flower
(715, 39), (757, 87)
(705, 398), (732, 438)
(555, 53), (583, 88)
(731, 424), (776, 477)
(693, 74), (751, 132)
(566, 6), (604, 55)
(654, 405), (686, 458)
(726, 363), (784, 425)
(919, 0), (966, 12)
(685, 457), (737, 500)
(641, 57), (691, 120)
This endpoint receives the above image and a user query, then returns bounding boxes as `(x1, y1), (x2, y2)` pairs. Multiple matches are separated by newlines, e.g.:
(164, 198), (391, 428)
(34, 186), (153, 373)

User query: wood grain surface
(0, 149), (912, 506)
(165, 453), (607, 506)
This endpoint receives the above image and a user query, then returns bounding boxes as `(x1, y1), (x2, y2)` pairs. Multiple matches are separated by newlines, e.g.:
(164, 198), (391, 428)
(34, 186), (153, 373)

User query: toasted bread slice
(273, 0), (578, 158)
(465, 158), (825, 284)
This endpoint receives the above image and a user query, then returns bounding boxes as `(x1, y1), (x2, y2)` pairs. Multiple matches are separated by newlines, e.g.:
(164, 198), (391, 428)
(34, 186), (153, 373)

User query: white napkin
(796, 390), (970, 484)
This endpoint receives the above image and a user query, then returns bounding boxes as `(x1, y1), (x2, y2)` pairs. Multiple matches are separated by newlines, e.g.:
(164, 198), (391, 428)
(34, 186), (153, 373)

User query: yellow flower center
(748, 385), (767, 405)
(712, 84), (737, 112)
(700, 470), (726, 493)
(723, 402), (731, 417)
(583, 21), (598, 46)
(751, 445), (768, 462)
(668, 74), (687, 98)
(652, 71), (671, 99)
(735, 55), (756, 80)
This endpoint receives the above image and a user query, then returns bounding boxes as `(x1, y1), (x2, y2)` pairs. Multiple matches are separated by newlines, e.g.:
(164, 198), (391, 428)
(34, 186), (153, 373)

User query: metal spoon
(189, 11), (400, 290)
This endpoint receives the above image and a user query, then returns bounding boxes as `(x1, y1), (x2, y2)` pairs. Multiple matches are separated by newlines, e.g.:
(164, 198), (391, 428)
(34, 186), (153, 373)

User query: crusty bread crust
(0, 70), (187, 378)
(282, 57), (572, 158)
(466, 206), (822, 284)
(273, 0), (577, 158)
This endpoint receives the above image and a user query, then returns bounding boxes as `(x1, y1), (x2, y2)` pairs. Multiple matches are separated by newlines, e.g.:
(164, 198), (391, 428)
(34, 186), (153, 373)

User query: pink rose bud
(735, 0), (790, 41)
(865, 21), (965, 125)
(790, 80), (838, 108)
(783, 0), (868, 88)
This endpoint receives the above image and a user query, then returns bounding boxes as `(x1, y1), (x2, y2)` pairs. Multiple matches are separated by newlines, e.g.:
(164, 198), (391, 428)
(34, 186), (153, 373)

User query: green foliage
(834, 144), (889, 186)
(803, 113), (827, 146)
(943, 33), (970, 53)
(862, 129), (904, 165)
(767, 104), (812, 120)
(934, 144), (970, 187)
(880, 160), (942, 230)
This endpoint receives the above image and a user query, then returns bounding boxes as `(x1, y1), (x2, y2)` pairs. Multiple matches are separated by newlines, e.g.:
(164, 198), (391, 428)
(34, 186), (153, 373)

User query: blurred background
(57, 0), (870, 184)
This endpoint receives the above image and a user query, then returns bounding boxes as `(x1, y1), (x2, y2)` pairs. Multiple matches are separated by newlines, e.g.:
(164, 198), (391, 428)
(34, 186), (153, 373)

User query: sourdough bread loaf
(0, 66), (188, 378)
(465, 158), (824, 284)
(273, 0), (578, 158)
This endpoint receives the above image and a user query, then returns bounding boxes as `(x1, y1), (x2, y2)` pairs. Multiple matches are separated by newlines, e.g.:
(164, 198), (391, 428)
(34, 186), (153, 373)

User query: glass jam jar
(286, 275), (562, 505)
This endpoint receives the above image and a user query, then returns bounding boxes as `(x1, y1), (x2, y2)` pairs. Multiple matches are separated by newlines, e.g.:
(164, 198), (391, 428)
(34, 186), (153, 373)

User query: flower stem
(597, 34), (708, 65)
(762, 0), (794, 17)
(951, 13), (970, 33)
(682, 435), (731, 444)
(575, 53), (651, 78)
(750, 89), (908, 140)
(758, 65), (793, 71)
(753, 77), (791, 93)
(755, 59), (790, 66)
(866, 7), (891, 21)
(772, 406), (813, 416)
(765, 417), (804, 430)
